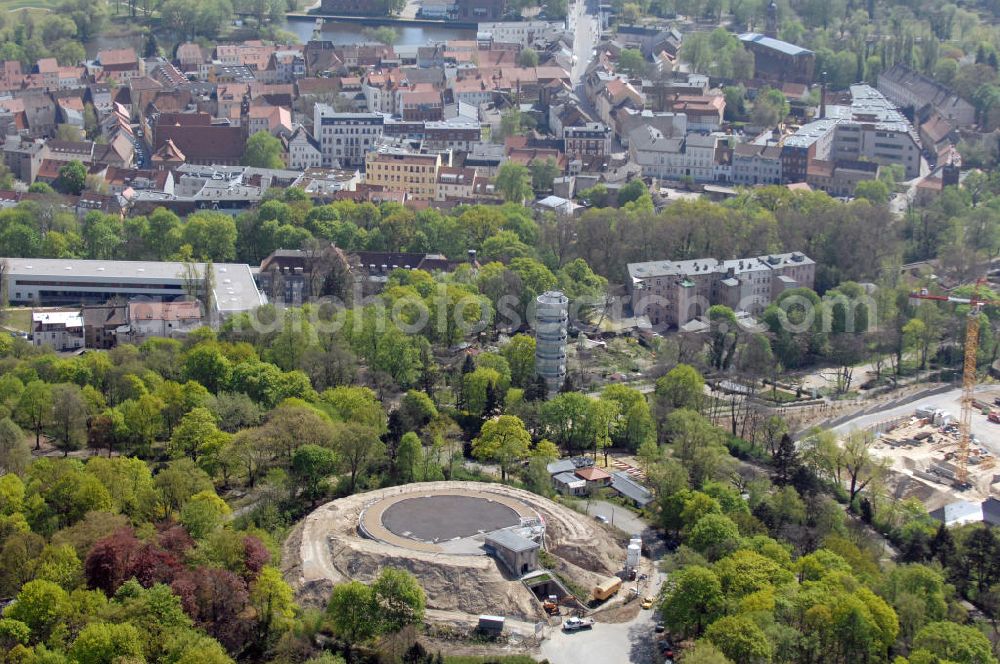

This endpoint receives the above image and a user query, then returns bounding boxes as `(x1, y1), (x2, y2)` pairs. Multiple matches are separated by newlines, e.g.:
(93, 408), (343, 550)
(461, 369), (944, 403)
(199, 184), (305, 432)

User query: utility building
(484, 529), (540, 577)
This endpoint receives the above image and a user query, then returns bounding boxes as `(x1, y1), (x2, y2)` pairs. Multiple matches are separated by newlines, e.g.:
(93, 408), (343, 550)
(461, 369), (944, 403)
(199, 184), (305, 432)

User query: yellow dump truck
(592, 576), (623, 601)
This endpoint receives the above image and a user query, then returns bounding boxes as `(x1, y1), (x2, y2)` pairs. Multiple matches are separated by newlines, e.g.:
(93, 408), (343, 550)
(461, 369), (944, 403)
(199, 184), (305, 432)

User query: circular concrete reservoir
(381, 494), (521, 542)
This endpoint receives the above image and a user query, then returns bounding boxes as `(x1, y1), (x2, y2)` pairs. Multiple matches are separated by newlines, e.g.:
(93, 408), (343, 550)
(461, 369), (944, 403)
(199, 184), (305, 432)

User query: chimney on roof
(820, 71), (827, 120)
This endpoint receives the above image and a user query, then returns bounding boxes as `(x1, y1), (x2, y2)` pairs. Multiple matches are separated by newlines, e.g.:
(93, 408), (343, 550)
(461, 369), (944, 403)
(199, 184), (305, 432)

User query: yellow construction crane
(910, 280), (998, 487)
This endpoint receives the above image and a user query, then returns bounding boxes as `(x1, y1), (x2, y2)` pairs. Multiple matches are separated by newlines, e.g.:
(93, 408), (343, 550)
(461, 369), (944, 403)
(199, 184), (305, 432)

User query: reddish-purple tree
(242, 536), (270, 581)
(171, 566), (251, 653)
(129, 543), (180, 588)
(84, 527), (144, 595)
(156, 524), (195, 558)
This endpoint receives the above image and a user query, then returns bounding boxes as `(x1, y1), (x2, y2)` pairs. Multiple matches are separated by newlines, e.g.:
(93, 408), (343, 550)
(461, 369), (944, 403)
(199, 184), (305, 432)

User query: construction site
(282, 481), (653, 626)
(859, 391), (1000, 509)
(862, 286), (1000, 511)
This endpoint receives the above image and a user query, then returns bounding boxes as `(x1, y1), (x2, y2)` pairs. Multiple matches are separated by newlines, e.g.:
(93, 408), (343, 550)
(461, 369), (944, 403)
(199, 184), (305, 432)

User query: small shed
(553, 471), (587, 496)
(484, 529), (540, 576)
(930, 500), (983, 527)
(982, 497), (1000, 526)
(611, 471), (653, 508)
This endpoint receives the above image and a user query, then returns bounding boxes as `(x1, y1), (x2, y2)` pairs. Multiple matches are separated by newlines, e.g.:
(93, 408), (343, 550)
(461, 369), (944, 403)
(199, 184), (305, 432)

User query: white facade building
(285, 126), (322, 170)
(628, 127), (721, 182)
(312, 106), (385, 168)
(31, 310), (84, 351)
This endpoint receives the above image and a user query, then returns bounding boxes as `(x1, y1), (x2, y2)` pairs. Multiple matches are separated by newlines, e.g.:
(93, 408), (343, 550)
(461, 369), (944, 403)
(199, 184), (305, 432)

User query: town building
(285, 125), (323, 170)
(476, 21), (562, 47)
(154, 115), (246, 167)
(31, 309), (84, 351)
(455, 0), (507, 21)
(364, 144), (442, 200)
(806, 159), (880, 197)
(552, 472), (587, 495)
(91, 49), (145, 81)
(663, 94), (725, 132)
(877, 64), (976, 128)
(291, 167), (361, 197)
(435, 165), (479, 201)
(780, 118), (837, 184)
(312, 107), (385, 168)
(610, 472), (653, 508)
(780, 85), (923, 181)
(575, 466), (611, 488)
(732, 142), (782, 185)
(628, 128), (722, 183)
(627, 252), (816, 328)
(563, 122), (612, 159)
(81, 303), (127, 349)
(257, 244), (348, 304)
(738, 33), (815, 84)
(127, 300), (203, 341)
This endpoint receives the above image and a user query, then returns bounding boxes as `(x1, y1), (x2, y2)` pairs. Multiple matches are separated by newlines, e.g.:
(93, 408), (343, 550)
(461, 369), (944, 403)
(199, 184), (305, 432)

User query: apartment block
(628, 127), (722, 183)
(780, 85), (922, 182)
(313, 106), (385, 168)
(563, 123), (611, 159)
(627, 252), (815, 328)
(364, 145), (442, 200)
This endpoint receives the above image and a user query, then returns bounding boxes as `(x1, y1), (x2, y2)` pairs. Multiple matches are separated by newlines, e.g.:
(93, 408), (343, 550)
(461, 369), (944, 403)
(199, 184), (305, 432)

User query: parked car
(641, 596), (655, 609)
(594, 515), (609, 524)
(562, 617), (594, 632)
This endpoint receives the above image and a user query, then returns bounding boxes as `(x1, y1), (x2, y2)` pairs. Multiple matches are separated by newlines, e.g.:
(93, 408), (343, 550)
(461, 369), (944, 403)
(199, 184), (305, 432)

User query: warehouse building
(3, 258), (265, 316)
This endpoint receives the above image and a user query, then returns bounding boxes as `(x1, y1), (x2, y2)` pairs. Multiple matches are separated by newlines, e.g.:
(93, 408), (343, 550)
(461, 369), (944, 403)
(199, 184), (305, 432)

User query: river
(281, 17), (475, 45)
(84, 16), (477, 59)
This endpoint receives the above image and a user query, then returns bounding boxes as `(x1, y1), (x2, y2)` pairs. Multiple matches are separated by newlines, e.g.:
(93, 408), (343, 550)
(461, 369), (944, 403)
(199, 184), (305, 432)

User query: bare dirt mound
(282, 481), (624, 622)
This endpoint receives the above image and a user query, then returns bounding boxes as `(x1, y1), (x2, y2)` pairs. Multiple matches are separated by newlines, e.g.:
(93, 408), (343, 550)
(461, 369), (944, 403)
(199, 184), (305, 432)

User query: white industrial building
(4, 258), (265, 316)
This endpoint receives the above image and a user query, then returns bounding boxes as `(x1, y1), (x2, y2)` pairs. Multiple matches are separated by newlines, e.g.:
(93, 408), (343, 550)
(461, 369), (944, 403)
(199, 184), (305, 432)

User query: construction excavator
(909, 280), (1000, 488)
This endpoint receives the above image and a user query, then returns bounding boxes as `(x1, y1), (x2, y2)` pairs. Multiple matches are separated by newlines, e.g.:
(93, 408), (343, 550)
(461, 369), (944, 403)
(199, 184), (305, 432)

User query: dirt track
(282, 481), (626, 622)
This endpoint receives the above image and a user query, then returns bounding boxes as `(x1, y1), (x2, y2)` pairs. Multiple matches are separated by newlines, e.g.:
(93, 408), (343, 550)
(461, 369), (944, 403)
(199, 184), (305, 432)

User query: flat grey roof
(3, 257), (264, 313)
(485, 528), (540, 553)
(739, 33), (813, 56)
(553, 471), (585, 486)
(547, 459), (576, 475)
(611, 471), (652, 505)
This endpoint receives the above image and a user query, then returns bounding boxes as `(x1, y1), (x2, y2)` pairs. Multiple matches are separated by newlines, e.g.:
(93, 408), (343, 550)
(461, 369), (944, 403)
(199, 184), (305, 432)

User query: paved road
(539, 573), (666, 664)
(569, 0), (598, 84)
(585, 499), (646, 537)
(585, 499), (671, 571)
(829, 385), (1000, 458)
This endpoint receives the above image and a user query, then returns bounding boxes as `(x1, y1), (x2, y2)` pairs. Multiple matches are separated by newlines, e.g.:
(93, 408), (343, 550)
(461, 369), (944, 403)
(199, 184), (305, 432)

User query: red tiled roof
(128, 300), (202, 321)
(154, 125), (245, 161)
(98, 48), (138, 66)
(575, 466), (611, 481)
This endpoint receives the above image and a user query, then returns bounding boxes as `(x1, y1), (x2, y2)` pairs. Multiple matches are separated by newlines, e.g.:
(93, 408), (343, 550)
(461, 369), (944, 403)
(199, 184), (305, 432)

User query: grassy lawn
(760, 389), (800, 404)
(4, 308), (30, 333)
(0, 1), (55, 13)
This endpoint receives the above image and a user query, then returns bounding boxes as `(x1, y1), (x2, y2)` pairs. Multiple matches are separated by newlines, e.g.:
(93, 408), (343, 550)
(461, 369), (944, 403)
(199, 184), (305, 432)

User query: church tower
(765, 0), (778, 38)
